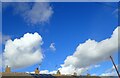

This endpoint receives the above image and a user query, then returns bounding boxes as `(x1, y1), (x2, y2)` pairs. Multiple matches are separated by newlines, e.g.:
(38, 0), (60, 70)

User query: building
(35, 68), (39, 74)
(5, 65), (11, 73)
(73, 72), (77, 76)
(56, 70), (61, 76)
(1, 66), (102, 78)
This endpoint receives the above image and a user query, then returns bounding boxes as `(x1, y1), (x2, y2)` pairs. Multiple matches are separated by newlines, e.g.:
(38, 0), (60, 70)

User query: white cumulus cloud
(3, 2), (53, 25)
(25, 2), (53, 25)
(49, 43), (56, 51)
(100, 65), (118, 76)
(101, 72), (117, 76)
(2, 32), (43, 69)
(40, 70), (49, 74)
(40, 70), (57, 74)
(94, 65), (100, 68)
(57, 26), (119, 75)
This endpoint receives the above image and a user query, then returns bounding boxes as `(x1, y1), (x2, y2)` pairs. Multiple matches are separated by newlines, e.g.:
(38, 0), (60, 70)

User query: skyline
(0, 2), (119, 76)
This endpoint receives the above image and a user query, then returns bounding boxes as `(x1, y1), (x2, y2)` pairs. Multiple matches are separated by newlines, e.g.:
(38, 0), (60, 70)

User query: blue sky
(2, 2), (119, 75)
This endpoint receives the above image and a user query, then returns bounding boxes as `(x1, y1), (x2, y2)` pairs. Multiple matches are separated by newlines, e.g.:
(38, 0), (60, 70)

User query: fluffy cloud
(58, 65), (89, 75)
(49, 43), (56, 51)
(2, 32), (43, 69)
(40, 70), (49, 74)
(26, 70), (57, 74)
(100, 65), (118, 76)
(3, 2), (53, 25)
(58, 26), (119, 75)
(25, 3), (53, 25)
(0, 32), (10, 71)
(105, 65), (118, 73)
(40, 70), (57, 74)
(94, 65), (100, 68)
(101, 72), (117, 76)
(40, 64), (99, 75)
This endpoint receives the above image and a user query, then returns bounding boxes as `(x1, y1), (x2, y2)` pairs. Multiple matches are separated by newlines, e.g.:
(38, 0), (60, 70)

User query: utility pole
(110, 56), (120, 78)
